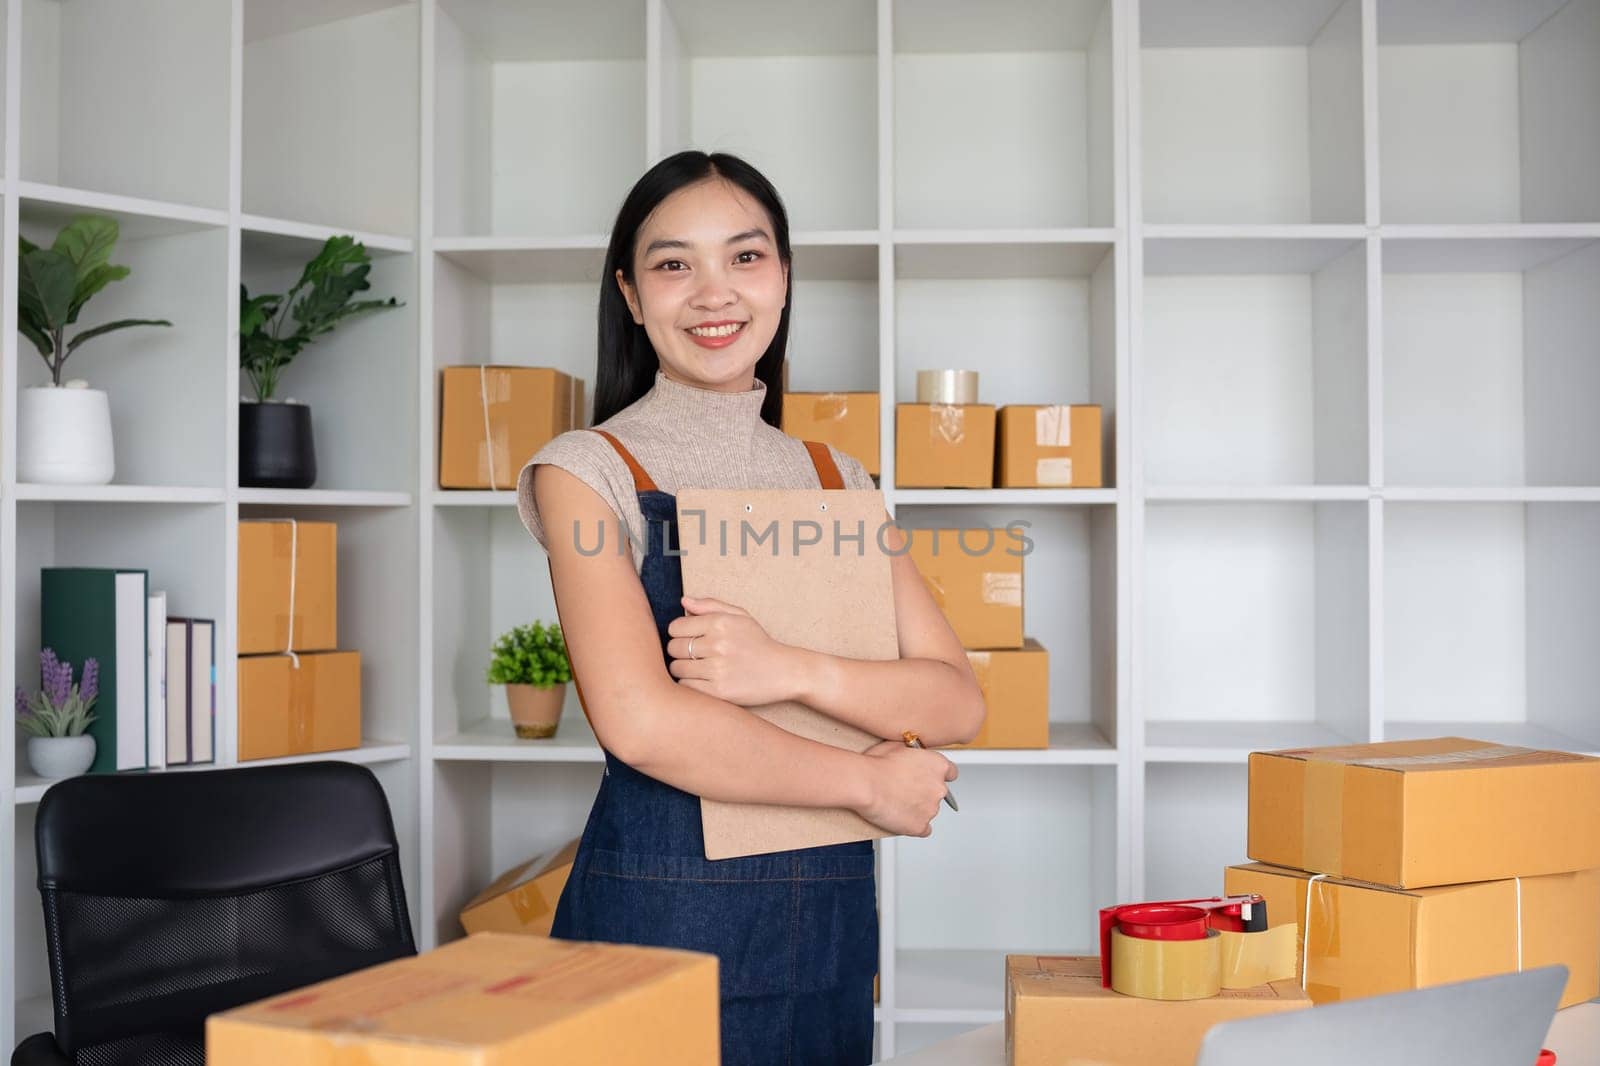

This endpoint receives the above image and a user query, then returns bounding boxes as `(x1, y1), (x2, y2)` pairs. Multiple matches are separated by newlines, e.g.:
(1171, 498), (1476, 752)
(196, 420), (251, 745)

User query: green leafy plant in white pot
(15, 649), (99, 779)
(487, 622), (572, 739)
(239, 235), (403, 488)
(16, 215), (172, 485)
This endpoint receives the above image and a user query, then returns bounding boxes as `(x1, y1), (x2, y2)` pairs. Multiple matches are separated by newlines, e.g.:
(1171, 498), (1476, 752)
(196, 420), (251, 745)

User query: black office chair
(11, 761), (417, 1066)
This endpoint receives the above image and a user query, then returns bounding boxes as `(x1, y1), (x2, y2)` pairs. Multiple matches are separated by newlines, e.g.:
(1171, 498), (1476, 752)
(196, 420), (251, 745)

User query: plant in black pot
(239, 235), (402, 488)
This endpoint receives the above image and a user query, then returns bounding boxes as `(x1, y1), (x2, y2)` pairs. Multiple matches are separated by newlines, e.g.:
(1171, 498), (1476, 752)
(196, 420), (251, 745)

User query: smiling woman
(512, 151), (982, 1066)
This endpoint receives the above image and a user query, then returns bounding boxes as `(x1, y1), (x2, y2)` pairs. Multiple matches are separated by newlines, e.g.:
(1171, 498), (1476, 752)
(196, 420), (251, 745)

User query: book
(41, 568), (150, 774)
(191, 619), (215, 765)
(146, 591), (167, 771)
(166, 618), (190, 766)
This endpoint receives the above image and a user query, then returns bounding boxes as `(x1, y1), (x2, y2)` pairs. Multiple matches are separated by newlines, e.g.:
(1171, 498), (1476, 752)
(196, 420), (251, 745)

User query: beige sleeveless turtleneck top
(517, 369), (876, 572)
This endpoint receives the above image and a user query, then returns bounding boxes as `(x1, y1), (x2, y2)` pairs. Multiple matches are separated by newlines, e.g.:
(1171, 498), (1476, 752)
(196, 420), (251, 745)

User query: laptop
(1195, 966), (1567, 1066)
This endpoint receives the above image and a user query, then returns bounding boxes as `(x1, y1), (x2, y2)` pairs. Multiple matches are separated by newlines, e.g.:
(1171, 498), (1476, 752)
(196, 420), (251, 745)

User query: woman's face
(617, 177), (788, 392)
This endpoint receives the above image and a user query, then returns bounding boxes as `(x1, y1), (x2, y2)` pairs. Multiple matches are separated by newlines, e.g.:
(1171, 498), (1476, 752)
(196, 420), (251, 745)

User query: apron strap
(590, 429), (659, 493)
(803, 440), (845, 490)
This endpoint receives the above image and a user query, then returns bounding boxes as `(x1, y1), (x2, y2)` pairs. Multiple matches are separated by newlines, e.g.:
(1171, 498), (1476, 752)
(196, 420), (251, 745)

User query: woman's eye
(735, 250), (762, 264)
(656, 259), (686, 272)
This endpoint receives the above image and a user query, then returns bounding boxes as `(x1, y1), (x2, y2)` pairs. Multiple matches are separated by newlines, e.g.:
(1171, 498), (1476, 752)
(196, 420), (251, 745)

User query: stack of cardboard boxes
(896, 401), (1104, 489)
(236, 520), (361, 761)
(438, 365), (585, 490)
(906, 527), (1049, 748)
(1227, 738), (1600, 1009)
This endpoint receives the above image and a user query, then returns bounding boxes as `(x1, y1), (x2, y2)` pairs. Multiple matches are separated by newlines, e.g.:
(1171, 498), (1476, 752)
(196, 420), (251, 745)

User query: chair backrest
(34, 761), (416, 1064)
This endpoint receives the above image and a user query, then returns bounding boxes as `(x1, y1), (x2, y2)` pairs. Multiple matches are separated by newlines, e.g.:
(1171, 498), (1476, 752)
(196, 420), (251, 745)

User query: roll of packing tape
(1110, 927), (1223, 1001)
(916, 369), (979, 405)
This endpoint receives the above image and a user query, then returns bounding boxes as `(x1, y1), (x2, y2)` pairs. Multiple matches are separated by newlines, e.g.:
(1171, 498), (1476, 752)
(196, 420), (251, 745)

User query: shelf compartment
(17, 199), (229, 490)
(434, 0), (645, 238)
(1383, 236), (1600, 488)
(240, 235), (417, 494)
(1143, 762), (1248, 899)
(660, 0), (877, 232)
(1143, 501), (1370, 746)
(894, 0), (1115, 230)
(895, 764), (1114, 1012)
(893, 503), (1120, 749)
(1142, 237), (1368, 487)
(1378, 0), (1600, 224)
(1383, 501), (1600, 752)
(239, 504), (420, 751)
(20, 0), (230, 209)
(243, 1), (419, 239)
(1141, 0), (1366, 224)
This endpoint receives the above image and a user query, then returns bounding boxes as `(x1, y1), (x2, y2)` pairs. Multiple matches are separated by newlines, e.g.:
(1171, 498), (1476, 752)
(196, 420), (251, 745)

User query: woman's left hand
(666, 595), (800, 706)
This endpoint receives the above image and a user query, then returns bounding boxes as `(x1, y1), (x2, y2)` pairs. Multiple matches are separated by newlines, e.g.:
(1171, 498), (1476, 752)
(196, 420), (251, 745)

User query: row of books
(41, 568), (216, 773)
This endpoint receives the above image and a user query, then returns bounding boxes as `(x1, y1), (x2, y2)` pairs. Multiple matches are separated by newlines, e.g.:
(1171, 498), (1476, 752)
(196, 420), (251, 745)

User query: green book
(40, 568), (149, 774)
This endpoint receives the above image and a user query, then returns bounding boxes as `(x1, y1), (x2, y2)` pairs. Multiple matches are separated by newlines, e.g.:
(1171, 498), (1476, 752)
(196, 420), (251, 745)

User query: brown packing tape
(811, 393), (849, 422)
(931, 403), (966, 445)
(1110, 929), (1222, 1001)
(1304, 758), (1347, 876)
(1220, 925), (1299, 989)
(509, 883), (555, 927)
(1035, 405), (1072, 447)
(981, 571), (1022, 607)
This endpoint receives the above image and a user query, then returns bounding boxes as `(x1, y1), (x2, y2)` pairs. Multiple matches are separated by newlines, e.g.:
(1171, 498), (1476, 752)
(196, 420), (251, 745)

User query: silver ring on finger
(687, 635), (698, 659)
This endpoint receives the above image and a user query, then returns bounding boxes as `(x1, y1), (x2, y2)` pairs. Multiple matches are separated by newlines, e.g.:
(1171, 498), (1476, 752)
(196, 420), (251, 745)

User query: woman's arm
(534, 464), (958, 833)
(781, 517), (987, 748)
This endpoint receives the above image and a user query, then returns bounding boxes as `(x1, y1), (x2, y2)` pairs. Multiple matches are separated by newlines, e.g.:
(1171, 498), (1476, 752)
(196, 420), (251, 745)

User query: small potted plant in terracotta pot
(487, 621), (571, 739)
(15, 649), (99, 779)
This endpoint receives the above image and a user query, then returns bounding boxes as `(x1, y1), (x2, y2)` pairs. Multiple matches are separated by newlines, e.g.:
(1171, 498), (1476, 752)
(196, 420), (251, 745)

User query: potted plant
(487, 622), (572, 739)
(15, 649), (99, 779)
(239, 235), (403, 488)
(16, 215), (172, 485)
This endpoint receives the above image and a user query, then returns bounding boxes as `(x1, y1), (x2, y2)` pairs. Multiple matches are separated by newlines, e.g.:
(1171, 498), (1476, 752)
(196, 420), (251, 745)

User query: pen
(902, 731), (959, 812)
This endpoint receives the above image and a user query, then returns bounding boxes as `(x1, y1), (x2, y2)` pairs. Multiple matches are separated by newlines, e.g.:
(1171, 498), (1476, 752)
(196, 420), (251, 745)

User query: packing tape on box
(262, 519), (302, 669)
(1221, 924), (1299, 989)
(980, 571), (1022, 607)
(1036, 458), (1074, 485)
(966, 651), (992, 703)
(1110, 928), (1223, 1000)
(1035, 406), (1072, 447)
(288, 653), (315, 753)
(930, 402), (967, 445)
(917, 369), (979, 405)
(510, 882), (556, 927)
(479, 365), (510, 491)
(811, 393), (850, 422)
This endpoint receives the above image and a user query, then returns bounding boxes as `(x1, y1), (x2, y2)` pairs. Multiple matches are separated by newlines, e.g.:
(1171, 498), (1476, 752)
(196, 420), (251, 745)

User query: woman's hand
(856, 740), (960, 837)
(666, 595), (802, 706)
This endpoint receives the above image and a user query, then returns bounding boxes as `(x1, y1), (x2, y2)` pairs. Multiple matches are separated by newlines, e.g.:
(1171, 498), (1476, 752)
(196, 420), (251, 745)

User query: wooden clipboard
(676, 487), (898, 860)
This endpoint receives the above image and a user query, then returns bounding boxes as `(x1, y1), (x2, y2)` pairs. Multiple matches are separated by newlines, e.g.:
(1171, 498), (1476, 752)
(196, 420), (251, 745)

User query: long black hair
(592, 150), (792, 428)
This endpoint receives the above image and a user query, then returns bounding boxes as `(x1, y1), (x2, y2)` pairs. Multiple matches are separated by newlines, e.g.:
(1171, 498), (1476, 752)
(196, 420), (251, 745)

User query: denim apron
(548, 428), (879, 1066)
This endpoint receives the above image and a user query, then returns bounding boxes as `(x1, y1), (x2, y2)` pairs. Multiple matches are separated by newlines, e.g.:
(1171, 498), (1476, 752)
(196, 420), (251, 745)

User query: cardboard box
(208, 932), (719, 1066)
(895, 403), (995, 488)
(238, 520), (337, 654)
(460, 839), (580, 937)
(782, 391), (879, 476)
(1005, 955), (1310, 1066)
(997, 404), (1103, 488)
(906, 527), (1024, 649)
(1225, 862), (1600, 1009)
(439, 366), (584, 490)
(1248, 737), (1600, 888)
(952, 639), (1049, 749)
(236, 651), (361, 762)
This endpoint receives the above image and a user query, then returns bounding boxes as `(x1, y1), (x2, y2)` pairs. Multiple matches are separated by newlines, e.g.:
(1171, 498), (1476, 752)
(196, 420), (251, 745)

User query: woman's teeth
(687, 323), (745, 338)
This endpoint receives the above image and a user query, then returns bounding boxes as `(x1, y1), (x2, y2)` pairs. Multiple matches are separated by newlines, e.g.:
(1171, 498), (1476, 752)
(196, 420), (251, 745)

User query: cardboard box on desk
(905, 527), (1024, 649)
(951, 639), (1048, 749)
(236, 651), (360, 762)
(238, 520), (336, 655)
(1225, 862), (1600, 1009)
(896, 403), (995, 488)
(997, 404), (1103, 488)
(439, 366), (585, 490)
(208, 932), (720, 1066)
(460, 838), (580, 938)
(1249, 737), (1600, 888)
(782, 391), (879, 476)
(1005, 955), (1309, 1066)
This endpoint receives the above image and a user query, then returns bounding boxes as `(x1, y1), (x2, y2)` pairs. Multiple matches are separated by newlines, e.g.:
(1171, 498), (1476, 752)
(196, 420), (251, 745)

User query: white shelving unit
(2, 0), (1598, 1061)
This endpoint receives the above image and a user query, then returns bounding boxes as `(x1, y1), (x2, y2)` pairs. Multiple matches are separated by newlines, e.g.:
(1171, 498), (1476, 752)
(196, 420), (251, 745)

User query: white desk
(884, 1003), (1600, 1065)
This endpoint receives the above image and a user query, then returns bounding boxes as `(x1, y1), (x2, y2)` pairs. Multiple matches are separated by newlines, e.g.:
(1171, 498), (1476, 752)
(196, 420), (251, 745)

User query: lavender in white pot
(16, 649), (100, 779)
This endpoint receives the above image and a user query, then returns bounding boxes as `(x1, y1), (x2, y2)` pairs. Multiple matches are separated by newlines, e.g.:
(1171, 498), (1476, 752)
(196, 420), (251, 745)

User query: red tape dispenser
(1099, 895), (1270, 1000)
